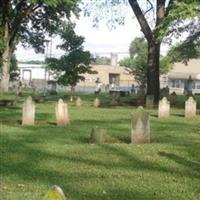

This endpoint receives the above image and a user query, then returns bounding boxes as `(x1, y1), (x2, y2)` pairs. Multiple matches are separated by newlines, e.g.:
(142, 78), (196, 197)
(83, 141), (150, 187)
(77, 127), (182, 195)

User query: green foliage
(9, 54), (20, 82)
(46, 23), (96, 87)
(0, 0), (80, 54)
(91, 56), (111, 65)
(166, 39), (200, 64)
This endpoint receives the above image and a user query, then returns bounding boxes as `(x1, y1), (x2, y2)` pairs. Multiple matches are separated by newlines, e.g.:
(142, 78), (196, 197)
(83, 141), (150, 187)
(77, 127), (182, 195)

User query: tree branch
(128, 0), (153, 42)
(156, 0), (166, 26)
(144, 0), (154, 16)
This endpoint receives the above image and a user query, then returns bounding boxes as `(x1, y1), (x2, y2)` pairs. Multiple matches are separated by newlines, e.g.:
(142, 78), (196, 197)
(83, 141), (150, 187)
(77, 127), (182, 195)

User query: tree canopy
(46, 23), (95, 90)
(0, 0), (81, 92)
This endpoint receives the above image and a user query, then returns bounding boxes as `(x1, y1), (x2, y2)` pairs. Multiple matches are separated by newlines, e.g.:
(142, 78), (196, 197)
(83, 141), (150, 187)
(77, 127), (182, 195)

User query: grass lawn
(0, 93), (200, 200)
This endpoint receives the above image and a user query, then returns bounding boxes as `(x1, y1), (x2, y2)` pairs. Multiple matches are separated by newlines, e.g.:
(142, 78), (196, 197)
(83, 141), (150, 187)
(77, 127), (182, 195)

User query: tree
(84, 0), (200, 103)
(0, 0), (80, 93)
(46, 23), (96, 101)
(0, 53), (19, 82)
(9, 54), (20, 82)
(119, 37), (171, 88)
(91, 56), (111, 65)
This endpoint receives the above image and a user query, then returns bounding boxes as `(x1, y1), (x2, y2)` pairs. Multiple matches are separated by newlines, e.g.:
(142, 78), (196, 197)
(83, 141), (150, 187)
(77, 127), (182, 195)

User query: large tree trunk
(1, 45), (12, 93)
(70, 86), (75, 102)
(0, 22), (14, 93)
(147, 41), (160, 103)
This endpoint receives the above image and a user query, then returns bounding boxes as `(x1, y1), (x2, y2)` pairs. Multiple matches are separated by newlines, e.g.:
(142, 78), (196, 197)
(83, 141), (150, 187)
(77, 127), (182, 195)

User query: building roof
(168, 59), (200, 80)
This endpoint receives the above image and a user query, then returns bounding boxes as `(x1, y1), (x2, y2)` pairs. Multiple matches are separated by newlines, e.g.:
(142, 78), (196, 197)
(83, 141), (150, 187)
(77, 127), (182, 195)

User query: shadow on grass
(158, 151), (200, 171)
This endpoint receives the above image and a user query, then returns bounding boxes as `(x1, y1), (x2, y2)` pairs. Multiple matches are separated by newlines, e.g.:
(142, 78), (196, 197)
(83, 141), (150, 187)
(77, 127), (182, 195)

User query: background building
(160, 59), (200, 94)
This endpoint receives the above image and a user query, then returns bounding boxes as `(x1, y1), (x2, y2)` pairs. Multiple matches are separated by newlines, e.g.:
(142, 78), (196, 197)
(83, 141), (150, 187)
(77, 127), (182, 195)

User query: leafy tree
(10, 54), (20, 82)
(84, 0), (200, 103)
(91, 56), (111, 65)
(46, 23), (96, 101)
(0, 0), (80, 93)
(119, 37), (171, 88)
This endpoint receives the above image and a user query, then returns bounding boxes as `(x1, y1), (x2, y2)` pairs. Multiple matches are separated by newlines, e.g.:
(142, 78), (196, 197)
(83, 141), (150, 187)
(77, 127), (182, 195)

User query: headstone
(131, 106), (150, 144)
(75, 97), (82, 107)
(160, 86), (169, 99)
(185, 96), (197, 118)
(93, 97), (101, 107)
(43, 185), (66, 200)
(22, 96), (35, 125)
(110, 92), (120, 105)
(90, 128), (108, 144)
(136, 87), (145, 105)
(169, 92), (177, 105)
(146, 95), (154, 108)
(55, 99), (70, 126)
(158, 97), (170, 118)
(185, 75), (193, 96)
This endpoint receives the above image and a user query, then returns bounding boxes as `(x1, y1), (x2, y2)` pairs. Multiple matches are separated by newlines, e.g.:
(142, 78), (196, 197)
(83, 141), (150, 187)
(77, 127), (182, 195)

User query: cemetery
(0, 91), (200, 200)
(0, 1), (200, 200)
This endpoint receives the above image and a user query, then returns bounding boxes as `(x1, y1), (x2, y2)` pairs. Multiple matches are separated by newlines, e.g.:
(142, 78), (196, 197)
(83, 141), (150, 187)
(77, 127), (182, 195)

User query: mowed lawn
(0, 94), (200, 200)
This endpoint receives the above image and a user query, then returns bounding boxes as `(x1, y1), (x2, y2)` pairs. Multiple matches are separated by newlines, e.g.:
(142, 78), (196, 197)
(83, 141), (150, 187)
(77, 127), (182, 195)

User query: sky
(15, 2), (168, 62)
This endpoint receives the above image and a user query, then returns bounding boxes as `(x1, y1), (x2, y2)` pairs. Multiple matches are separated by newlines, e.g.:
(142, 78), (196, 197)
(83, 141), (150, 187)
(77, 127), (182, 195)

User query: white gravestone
(158, 97), (170, 118)
(131, 106), (150, 144)
(22, 96), (35, 125)
(185, 96), (197, 118)
(55, 99), (70, 126)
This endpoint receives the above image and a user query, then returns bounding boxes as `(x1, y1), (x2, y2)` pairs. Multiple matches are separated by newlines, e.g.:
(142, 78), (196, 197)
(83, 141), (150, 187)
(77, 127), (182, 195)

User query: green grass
(0, 93), (200, 200)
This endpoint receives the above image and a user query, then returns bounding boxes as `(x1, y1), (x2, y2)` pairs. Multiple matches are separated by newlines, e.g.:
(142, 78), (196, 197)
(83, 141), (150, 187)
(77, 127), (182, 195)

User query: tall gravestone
(22, 96), (35, 125)
(43, 185), (66, 200)
(158, 97), (170, 118)
(185, 96), (197, 118)
(131, 106), (150, 144)
(55, 99), (70, 126)
(146, 95), (154, 108)
(93, 97), (101, 107)
(75, 97), (82, 107)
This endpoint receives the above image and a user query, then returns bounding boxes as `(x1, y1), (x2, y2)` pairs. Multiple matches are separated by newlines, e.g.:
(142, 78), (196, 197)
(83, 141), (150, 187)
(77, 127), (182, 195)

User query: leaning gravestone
(146, 95), (154, 108)
(55, 99), (70, 126)
(158, 97), (170, 118)
(43, 185), (66, 200)
(75, 97), (82, 107)
(22, 96), (35, 125)
(93, 97), (101, 107)
(131, 106), (150, 144)
(185, 96), (197, 118)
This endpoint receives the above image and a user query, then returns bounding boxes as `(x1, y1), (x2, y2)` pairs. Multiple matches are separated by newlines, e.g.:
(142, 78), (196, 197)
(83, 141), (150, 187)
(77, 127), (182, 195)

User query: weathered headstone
(131, 106), (150, 144)
(169, 92), (177, 105)
(22, 96), (35, 125)
(90, 128), (108, 144)
(55, 99), (70, 126)
(158, 97), (170, 118)
(185, 96), (197, 118)
(110, 92), (120, 105)
(146, 95), (154, 108)
(93, 97), (101, 107)
(43, 185), (66, 200)
(75, 97), (82, 107)
(160, 86), (169, 99)
(136, 87), (145, 106)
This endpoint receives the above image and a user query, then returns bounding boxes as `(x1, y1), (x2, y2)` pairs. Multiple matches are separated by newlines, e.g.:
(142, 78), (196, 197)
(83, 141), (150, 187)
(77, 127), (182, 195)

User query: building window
(171, 80), (182, 88)
(196, 81), (200, 89)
